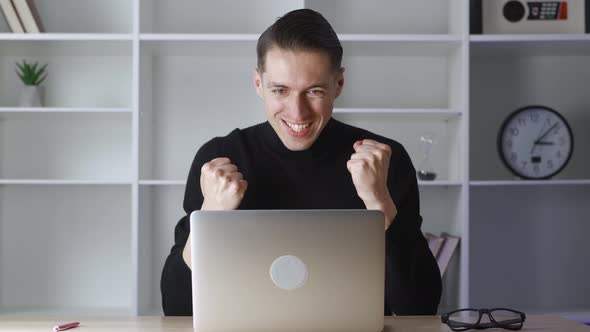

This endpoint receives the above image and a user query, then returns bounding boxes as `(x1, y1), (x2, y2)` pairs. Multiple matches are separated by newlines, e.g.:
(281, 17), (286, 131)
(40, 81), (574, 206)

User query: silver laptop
(190, 209), (385, 332)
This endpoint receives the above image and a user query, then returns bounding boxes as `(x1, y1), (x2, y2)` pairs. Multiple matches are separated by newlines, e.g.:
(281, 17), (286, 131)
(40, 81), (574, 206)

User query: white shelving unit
(0, 0), (587, 322)
(469, 31), (590, 321)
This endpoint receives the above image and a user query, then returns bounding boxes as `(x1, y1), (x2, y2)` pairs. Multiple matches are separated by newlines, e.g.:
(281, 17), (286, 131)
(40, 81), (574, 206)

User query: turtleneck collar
(261, 117), (341, 159)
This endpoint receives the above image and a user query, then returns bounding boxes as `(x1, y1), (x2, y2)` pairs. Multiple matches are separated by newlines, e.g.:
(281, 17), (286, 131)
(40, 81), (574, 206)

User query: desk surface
(0, 315), (588, 331)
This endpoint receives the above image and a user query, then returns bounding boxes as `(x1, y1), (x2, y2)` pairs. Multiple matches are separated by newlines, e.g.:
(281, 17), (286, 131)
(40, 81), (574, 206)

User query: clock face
(498, 105), (574, 179)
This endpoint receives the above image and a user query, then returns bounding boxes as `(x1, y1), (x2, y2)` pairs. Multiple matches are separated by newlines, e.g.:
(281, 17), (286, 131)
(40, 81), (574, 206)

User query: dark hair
(256, 9), (343, 73)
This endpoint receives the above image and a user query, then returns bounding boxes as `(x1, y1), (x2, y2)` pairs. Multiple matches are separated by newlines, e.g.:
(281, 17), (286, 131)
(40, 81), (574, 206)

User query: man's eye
(271, 88), (286, 95)
(308, 89), (325, 96)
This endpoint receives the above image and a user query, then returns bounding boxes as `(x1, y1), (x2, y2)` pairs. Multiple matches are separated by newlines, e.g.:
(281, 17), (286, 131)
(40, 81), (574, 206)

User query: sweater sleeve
(384, 144), (442, 315)
(160, 138), (224, 316)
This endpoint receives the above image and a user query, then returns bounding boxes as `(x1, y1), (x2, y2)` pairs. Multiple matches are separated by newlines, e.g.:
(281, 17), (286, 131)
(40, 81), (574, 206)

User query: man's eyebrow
(266, 81), (288, 88)
(265, 81), (330, 89)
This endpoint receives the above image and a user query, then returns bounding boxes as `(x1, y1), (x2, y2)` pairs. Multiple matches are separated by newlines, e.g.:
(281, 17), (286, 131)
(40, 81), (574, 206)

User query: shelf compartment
(140, 0), (302, 34)
(338, 45), (463, 109)
(469, 186), (590, 312)
(470, 55), (590, 181)
(138, 185), (185, 315)
(138, 42), (266, 181)
(0, 112), (131, 181)
(305, 0), (464, 35)
(333, 113), (464, 182)
(0, 40), (132, 108)
(0, 0), (132, 34)
(419, 185), (465, 313)
(0, 185), (132, 312)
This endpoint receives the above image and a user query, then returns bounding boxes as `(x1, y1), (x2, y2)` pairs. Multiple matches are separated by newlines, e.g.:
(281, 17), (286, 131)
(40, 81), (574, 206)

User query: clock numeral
(547, 159), (554, 169)
(518, 117), (526, 126)
(559, 137), (567, 146)
(521, 161), (528, 169)
(530, 112), (540, 122)
(510, 152), (517, 163)
(510, 127), (519, 136)
(556, 150), (562, 158)
(506, 140), (513, 148)
(545, 117), (552, 126)
(533, 164), (540, 173)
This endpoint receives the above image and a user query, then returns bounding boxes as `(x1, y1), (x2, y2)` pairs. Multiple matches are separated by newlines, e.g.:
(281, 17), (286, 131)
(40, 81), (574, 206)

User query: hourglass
(417, 133), (437, 181)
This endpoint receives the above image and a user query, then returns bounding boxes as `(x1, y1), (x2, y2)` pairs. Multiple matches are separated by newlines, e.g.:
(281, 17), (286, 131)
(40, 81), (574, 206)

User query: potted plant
(15, 60), (48, 107)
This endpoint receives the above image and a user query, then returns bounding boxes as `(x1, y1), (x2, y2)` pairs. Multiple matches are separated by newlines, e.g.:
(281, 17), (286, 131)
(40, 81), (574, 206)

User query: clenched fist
(200, 157), (248, 210)
(347, 139), (397, 229)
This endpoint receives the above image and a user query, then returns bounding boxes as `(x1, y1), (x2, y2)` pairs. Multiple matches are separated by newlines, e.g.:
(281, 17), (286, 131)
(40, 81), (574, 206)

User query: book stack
(424, 232), (460, 277)
(0, 0), (44, 33)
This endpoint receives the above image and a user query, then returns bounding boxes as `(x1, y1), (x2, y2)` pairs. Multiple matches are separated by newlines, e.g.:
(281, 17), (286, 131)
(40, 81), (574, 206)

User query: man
(161, 8), (441, 316)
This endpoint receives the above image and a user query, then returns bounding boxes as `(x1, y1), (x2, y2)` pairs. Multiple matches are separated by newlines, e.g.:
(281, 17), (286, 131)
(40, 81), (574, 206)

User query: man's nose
(287, 94), (310, 118)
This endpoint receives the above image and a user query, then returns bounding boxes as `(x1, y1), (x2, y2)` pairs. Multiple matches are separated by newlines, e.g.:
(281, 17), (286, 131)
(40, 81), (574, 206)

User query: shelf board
(0, 107), (132, 113)
(139, 180), (463, 188)
(333, 108), (462, 121)
(140, 33), (258, 42)
(0, 33), (134, 41)
(140, 33), (462, 43)
(470, 34), (590, 57)
(0, 39), (132, 56)
(140, 33), (462, 57)
(418, 181), (463, 187)
(342, 34), (462, 56)
(470, 180), (590, 187)
(470, 34), (590, 42)
(0, 180), (133, 185)
(139, 180), (185, 186)
(339, 34), (462, 42)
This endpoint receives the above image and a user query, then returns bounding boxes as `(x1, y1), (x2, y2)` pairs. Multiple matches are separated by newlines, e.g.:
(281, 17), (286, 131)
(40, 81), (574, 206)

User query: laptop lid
(190, 209), (385, 332)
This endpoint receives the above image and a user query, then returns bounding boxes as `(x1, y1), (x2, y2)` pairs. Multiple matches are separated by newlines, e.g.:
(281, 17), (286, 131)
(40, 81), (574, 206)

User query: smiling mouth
(283, 120), (311, 133)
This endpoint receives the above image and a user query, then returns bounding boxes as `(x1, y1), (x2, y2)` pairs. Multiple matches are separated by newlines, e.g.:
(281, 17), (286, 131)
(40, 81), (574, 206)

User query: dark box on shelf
(471, 0), (590, 34)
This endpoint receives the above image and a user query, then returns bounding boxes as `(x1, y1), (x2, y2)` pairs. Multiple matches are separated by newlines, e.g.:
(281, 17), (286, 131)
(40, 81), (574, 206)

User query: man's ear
(335, 67), (345, 98)
(254, 68), (263, 98)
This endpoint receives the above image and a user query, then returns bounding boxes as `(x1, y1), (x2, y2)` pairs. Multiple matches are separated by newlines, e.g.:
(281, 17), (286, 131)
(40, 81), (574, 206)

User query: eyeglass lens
(447, 309), (523, 329)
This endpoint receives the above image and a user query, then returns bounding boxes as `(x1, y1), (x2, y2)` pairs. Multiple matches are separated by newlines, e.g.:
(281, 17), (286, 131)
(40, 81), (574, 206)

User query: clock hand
(534, 141), (555, 146)
(534, 122), (558, 144)
(530, 121), (549, 154)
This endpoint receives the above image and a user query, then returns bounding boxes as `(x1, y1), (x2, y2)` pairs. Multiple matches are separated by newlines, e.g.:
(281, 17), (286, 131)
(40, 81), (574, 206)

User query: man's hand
(184, 157), (248, 268)
(200, 157), (248, 210)
(347, 139), (397, 229)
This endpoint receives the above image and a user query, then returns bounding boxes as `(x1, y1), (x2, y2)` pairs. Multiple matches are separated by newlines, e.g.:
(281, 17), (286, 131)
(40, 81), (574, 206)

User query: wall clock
(497, 105), (574, 179)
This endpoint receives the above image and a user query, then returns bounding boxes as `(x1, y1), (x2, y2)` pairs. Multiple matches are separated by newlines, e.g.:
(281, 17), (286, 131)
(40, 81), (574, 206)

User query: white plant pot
(19, 85), (45, 107)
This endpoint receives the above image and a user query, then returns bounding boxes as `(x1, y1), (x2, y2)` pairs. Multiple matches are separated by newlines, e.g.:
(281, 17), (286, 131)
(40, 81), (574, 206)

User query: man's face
(254, 48), (344, 151)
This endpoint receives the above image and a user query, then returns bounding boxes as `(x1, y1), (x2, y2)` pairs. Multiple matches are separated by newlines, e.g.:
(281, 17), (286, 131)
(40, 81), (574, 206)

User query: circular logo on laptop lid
(269, 255), (308, 290)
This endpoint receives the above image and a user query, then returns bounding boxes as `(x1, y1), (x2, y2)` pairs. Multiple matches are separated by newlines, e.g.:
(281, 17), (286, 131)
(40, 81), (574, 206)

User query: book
(11, 0), (43, 33)
(437, 233), (460, 277)
(0, 0), (24, 32)
(424, 232), (446, 258)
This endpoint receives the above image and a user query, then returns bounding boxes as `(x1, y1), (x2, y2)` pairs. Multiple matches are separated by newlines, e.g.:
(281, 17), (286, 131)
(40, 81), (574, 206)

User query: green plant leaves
(15, 60), (48, 86)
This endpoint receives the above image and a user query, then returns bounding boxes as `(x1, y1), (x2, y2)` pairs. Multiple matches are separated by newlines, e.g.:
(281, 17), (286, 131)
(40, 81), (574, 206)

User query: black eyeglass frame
(441, 308), (526, 331)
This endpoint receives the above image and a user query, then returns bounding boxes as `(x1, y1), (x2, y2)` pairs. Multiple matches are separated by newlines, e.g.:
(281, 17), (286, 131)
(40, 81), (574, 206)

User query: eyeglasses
(441, 308), (526, 331)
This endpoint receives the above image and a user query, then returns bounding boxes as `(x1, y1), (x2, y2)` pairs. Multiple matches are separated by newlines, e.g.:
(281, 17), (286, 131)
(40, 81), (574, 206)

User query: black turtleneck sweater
(160, 118), (442, 316)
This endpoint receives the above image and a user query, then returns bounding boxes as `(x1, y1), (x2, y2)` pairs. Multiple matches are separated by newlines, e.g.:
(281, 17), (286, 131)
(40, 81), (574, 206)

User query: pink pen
(52, 321), (80, 331)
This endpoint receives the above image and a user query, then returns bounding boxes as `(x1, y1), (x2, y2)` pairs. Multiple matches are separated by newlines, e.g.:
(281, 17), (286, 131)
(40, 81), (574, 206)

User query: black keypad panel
(527, 1), (562, 20)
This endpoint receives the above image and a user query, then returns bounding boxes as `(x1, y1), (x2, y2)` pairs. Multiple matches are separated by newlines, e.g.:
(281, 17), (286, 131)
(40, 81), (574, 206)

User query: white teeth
(285, 121), (311, 132)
